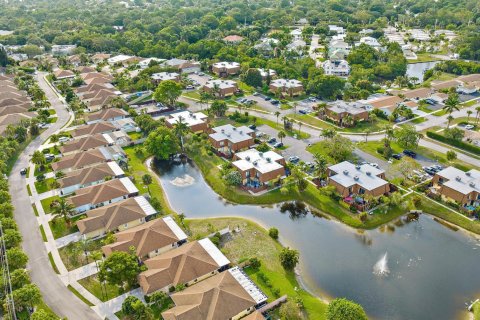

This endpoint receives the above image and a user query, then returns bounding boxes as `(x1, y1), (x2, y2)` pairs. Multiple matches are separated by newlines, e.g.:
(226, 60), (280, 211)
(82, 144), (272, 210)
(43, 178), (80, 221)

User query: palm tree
(313, 153), (328, 180)
(173, 116), (190, 152)
(178, 213), (186, 227)
(278, 130), (286, 143)
(447, 115), (454, 128)
(199, 92), (210, 111)
(316, 103), (327, 119)
(293, 102), (298, 115)
(475, 106), (480, 124)
(364, 128), (372, 142)
(298, 121), (303, 135)
(467, 110), (473, 123)
(384, 125), (394, 142)
(275, 111), (281, 126)
(321, 128), (336, 139)
(31, 150), (46, 172)
(52, 198), (75, 225)
(443, 93), (460, 116)
(142, 174), (153, 194)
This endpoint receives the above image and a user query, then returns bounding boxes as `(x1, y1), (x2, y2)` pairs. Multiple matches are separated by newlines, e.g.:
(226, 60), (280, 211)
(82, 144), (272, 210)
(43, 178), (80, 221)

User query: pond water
(153, 160), (480, 320)
(406, 61), (440, 81)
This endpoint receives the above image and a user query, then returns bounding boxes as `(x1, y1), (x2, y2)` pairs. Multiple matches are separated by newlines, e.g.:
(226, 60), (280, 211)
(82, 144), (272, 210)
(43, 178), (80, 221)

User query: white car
(369, 162), (379, 168)
(465, 124), (475, 130)
(58, 137), (70, 143)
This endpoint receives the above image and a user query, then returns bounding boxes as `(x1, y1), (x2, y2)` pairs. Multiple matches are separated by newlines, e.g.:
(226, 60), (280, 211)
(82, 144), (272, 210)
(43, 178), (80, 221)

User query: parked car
(392, 153), (403, 160)
(185, 85), (194, 90)
(274, 142), (283, 148)
(45, 154), (55, 162)
(264, 96), (272, 101)
(268, 138), (277, 144)
(369, 162), (379, 168)
(253, 92), (260, 96)
(20, 168), (27, 175)
(249, 124), (256, 130)
(308, 97), (317, 102)
(289, 156), (300, 163)
(198, 72), (205, 76)
(256, 132), (265, 138)
(58, 137), (70, 143)
(271, 100), (280, 105)
(403, 150), (417, 158)
(299, 109), (308, 115)
(423, 167), (436, 175)
(465, 124), (475, 130)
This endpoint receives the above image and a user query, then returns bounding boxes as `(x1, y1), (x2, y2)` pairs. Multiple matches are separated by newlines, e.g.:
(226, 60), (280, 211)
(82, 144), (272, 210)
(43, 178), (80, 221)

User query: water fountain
(373, 252), (390, 276)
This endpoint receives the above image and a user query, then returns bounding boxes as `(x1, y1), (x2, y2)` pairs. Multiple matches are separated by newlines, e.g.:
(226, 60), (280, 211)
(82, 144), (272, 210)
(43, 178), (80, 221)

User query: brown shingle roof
(431, 80), (461, 90)
(76, 66), (97, 74)
(457, 74), (480, 83)
(77, 197), (148, 235)
(0, 91), (28, 100)
(400, 87), (433, 99)
(59, 134), (109, 154)
(102, 218), (182, 259)
(67, 178), (133, 208)
(82, 88), (117, 101)
(0, 84), (20, 93)
(242, 311), (265, 320)
(51, 149), (108, 172)
(368, 95), (403, 109)
(138, 240), (225, 294)
(54, 69), (75, 79)
(71, 121), (116, 138)
(81, 72), (113, 81)
(91, 53), (111, 61)
(75, 83), (112, 94)
(59, 162), (119, 189)
(0, 113), (36, 127)
(0, 105), (33, 117)
(84, 77), (112, 86)
(162, 271), (256, 320)
(85, 108), (128, 122)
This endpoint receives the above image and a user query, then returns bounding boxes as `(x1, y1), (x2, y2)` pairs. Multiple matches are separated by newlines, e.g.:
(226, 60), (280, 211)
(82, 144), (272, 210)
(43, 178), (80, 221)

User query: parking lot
(186, 73), (211, 86)
(244, 95), (282, 113)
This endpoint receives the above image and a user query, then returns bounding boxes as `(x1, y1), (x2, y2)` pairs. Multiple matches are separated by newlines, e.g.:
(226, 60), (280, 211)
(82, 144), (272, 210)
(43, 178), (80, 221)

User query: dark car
(248, 124), (256, 130)
(403, 150), (417, 158)
(274, 142), (283, 148)
(392, 153), (403, 160)
(264, 96), (272, 101)
(268, 138), (277, 144)
(20, 168), (27, 175)
(299, 109), (307, 115)
(423, 167), (436, 175)
(271, 100), (280, 105)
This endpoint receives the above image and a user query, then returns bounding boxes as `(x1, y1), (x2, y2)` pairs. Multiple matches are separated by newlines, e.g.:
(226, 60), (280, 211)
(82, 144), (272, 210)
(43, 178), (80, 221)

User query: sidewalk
(92, 288), (144, 320)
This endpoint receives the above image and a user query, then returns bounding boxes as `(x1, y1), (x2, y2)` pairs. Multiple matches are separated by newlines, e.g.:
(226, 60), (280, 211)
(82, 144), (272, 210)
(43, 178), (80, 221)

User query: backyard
(78, 275), (127, 302)
(58, 238), (104, 271)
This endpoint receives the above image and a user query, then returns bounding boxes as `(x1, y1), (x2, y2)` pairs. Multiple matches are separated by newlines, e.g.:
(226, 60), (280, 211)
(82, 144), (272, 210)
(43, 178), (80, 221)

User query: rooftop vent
(366, 171), (371, 176)
(239, 130), (243, 134)
(469, 182), (476, 188)
(456, 176), (461, 181)
(245, 156), (250, 161)
(355, 165), (361, 170)
(266, 157), (271, 162)
(343, 170), (349, 175)
(232, 127), (237, 131)
(253, 160), (258, 166)
(354, 175), (359, 181)
(259, 152), (263, 157)
(221, 129), (225, 133)
(466, 172), (471, 176)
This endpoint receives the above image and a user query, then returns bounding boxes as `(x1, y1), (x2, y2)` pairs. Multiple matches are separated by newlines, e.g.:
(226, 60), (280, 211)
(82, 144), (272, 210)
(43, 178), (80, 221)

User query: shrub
(426, 131), (480, 155)
(268, 227), (279, 240)
(359, 212), (368, 222)
(248, 257), (261, 269)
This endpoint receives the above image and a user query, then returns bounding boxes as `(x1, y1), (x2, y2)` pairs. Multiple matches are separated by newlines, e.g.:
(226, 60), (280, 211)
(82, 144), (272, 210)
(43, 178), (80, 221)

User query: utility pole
(0, 222), (17, 320)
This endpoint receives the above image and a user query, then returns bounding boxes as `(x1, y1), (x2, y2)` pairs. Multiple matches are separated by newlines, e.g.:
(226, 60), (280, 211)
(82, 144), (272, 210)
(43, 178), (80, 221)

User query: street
(8, 73), (100, 320)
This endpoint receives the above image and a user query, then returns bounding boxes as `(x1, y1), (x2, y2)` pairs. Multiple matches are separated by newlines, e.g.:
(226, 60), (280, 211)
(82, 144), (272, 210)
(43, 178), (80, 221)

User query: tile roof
(59, 133), (110, 154)
(71, 121), (116, 138)
(85, 108), (128, 123)
(51, 148), (108, 171)
(59, 162), (123, 188)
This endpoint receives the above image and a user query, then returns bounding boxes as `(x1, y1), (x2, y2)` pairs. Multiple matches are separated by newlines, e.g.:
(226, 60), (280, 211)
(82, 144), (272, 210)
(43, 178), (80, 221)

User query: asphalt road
(8, 73), (100, 320)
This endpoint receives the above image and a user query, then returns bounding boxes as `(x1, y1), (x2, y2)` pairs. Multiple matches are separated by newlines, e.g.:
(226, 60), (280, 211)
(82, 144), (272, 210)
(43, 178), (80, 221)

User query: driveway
(8, 73), (100, 320)
(186, 73), (210, 86)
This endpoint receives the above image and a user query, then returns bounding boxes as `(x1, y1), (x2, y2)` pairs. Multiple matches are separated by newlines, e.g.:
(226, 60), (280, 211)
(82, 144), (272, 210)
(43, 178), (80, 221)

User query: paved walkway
(55, 231), (82, 249)
(61, 262), (99, 282)
(93, 288), (144, 320)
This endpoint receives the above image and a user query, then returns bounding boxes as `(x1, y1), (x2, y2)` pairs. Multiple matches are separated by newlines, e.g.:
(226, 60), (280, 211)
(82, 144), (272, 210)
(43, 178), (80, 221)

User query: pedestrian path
(56, 231), (82, 248)
(93, 288), (144, 320)
(61, 261), (99, 282)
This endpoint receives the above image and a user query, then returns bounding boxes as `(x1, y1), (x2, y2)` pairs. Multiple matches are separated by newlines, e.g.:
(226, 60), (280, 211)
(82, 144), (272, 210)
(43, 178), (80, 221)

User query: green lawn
(127, 131), (143, 140)
(32, 204), (39, 217)
(181, 91), (201, 100)
(48, 216), (81, 239)
(58, 238), (104, 271)
(67, 285), (95, 307)
(408, 53), (438, 63)
(34, 164), (53, 177)
(40, 195), (61, 214)
(34, 177), (57, 194)
(255, 117), (311, 139)
(186, 217), (327, 320)
(339, 118), (391, 134)
(307, 140), (357, 164)
(39, 225), (47, 242)
(123, 146), (175, 215)
(78, 275), (127, 302)
(27, 184), (32, 196)
(473, 301), (480, 320)
(288, 114), (336, 130)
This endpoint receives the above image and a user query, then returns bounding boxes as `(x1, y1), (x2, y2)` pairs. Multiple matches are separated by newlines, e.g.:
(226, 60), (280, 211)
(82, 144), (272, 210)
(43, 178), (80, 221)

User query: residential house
(77, 196), (156, 239)
(138, 238), (230, 295)
(432, 167), (480, 208)
(165, 111), (208, 133)
(203, 79), (238, 98)
(408, 29), (431, 41)
(59, 133), (113, 156)
(104, 130), (132, 147)
(161, 59), (201, 74)
(209, 124), (255, 156)
(223, 35), (244, 44)
(322, 60), (350, 76)
(358, 36), (381, 48)
(162, 266), (267, 320)
(286, 39), (306, 54)
(269, 79), (303, 97)
(138, 58), (166, 69)
(257, 68), (276, 80)
(59, 161), (124, 195)
(107, 55), (135, 66)
(75, 66), (96, 74)
(51, 148), (110, 173)
(91, 53), (111, 64)
(212, 61), (241, 77)
(325, 101), (369, 125)
(111, 118), (138, 133)
(85, 108), (128, 124)
(151, 72), (180, 84)
(53, 69), (75, 80)
(431, 79), (462, 91)
(327, 161), (390, 198)
(0, 113), (36, 135)
(232, 149), (286, 187)
(290, 29), (303, 41)
(67, 177), (139, 213)
(329, 25), (345, 35)
(71, 121), (117, 139)
(362, 95), (403, 110)
(102, 216), (187, 260)
(397, 87), (433, 100)
(51, 45), (77, 56)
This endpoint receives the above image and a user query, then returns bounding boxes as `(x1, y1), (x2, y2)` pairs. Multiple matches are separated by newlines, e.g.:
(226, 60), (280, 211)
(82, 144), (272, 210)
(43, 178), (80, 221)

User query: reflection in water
(153, 160), (480, 320)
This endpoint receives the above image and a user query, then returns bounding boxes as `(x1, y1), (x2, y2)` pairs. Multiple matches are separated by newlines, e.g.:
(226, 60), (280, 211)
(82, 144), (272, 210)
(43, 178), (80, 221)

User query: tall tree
(99, 251), (142, 289)
(154, 80), (182, 107)
(145, 127), (180, 160)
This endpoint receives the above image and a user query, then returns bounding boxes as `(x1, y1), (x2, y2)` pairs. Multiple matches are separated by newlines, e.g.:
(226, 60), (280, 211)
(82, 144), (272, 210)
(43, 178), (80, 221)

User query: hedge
(426, 131), (480, 155)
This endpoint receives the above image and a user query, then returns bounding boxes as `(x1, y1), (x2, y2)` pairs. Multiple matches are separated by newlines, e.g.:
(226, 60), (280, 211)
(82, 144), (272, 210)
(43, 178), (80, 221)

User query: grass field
(34, 177), (57, 194)
(78, 275), (126, 302)
(67, 285), (95, 307)
(186, 217), (328, 320)
(40, 195), (61, 214)
(59, 238), (104, 271)
(48, 216), (81, 239)
(473, 301), (480, 320)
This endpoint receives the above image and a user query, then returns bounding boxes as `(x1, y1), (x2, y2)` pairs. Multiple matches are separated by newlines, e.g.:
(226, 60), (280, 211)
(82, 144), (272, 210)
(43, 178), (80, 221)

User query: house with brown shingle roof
(91, 53), (111, 63)
(76, 196), (155, 238)
(138, 238), (230, 295)
(76, 83), (114, 95)
(88, 94), (118, 112)
(0, 106), (34, 117)
(242, 311), (266, 320)
(54, 69), (75, 80)
(51, 148), (109, 172)
(84, 77), (112, 86)
(363, 95), (403, 110)
(162, 266), (267, 320)
(59, 161), (124, 195)
(102, 216), (188, 260)
(398, 87), (433, 100)
(0, 91), (27, 100)
(0, 113), (36, 135)
(75, 66), (97, 74)
(82, 88), (117, 102)
(67, 177), (138, 213)
(71, 121), (117, 139)
(80, 72), (113, 82)
(85, 108), (128, 124)
(457, 74), (480, 83)
(431, 79), (462, 91)
(59, 133), (112, 155)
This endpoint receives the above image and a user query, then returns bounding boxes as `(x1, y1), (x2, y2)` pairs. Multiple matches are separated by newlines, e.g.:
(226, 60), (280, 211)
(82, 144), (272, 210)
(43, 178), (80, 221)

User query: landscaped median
(185, 217), (328, 320)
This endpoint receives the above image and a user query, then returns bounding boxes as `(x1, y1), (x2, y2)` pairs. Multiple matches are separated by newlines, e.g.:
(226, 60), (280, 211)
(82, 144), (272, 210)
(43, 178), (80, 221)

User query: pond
(153, 160), (480, 320)
(406, 61), (440, 81)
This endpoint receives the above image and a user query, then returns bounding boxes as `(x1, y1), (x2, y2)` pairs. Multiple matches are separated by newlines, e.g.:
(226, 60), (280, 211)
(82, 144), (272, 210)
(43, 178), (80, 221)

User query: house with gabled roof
(102, 216), (188, 260)
(162, 266), (267, 320)
(53, 69), (75, 80)
(59, 133), (112, 155)
(208, 124), (255, 156)
(165, 111), (208, 133)
(59, 161), (124, 195)
(138, 238), (230, 295)
(76, 196), (155, 239)
(71, 121), (117, 139)
(51, 148), (110, 173)
(432, 167), (480, 208)
(85, 108), (128, 124)
(67, 177), (139, 213)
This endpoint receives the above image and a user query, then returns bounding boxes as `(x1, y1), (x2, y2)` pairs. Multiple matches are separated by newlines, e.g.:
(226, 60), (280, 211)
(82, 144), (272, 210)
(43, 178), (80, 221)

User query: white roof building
(138, 58), (166, 69)
(322, 60), (350, 76)
(151, 72), (179, 82)
(270, 78), (303, 89)
(328, 25), (345, 34)
(212, 61), (240, 70)
(228, 267), (268, 304)
(166, 111), (207, 127)
(408, 29), (431, 41)
(52, 45), (77, 56)
(290, 28), (303, 40)
(204, 79), (237, 90)
(329, 161), (388, 191)
(435, 167), (480, 195)
(233, 149), (284, 175)
(209, 124), (254, 144)
(107, 55), (134, 65)
(358, 36), (381, 48)
(257, 68), (276, 78)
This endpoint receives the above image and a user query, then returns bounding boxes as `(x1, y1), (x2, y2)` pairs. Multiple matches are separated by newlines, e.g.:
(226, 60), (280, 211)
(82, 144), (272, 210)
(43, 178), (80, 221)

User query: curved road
(8, 73), (100, 320)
